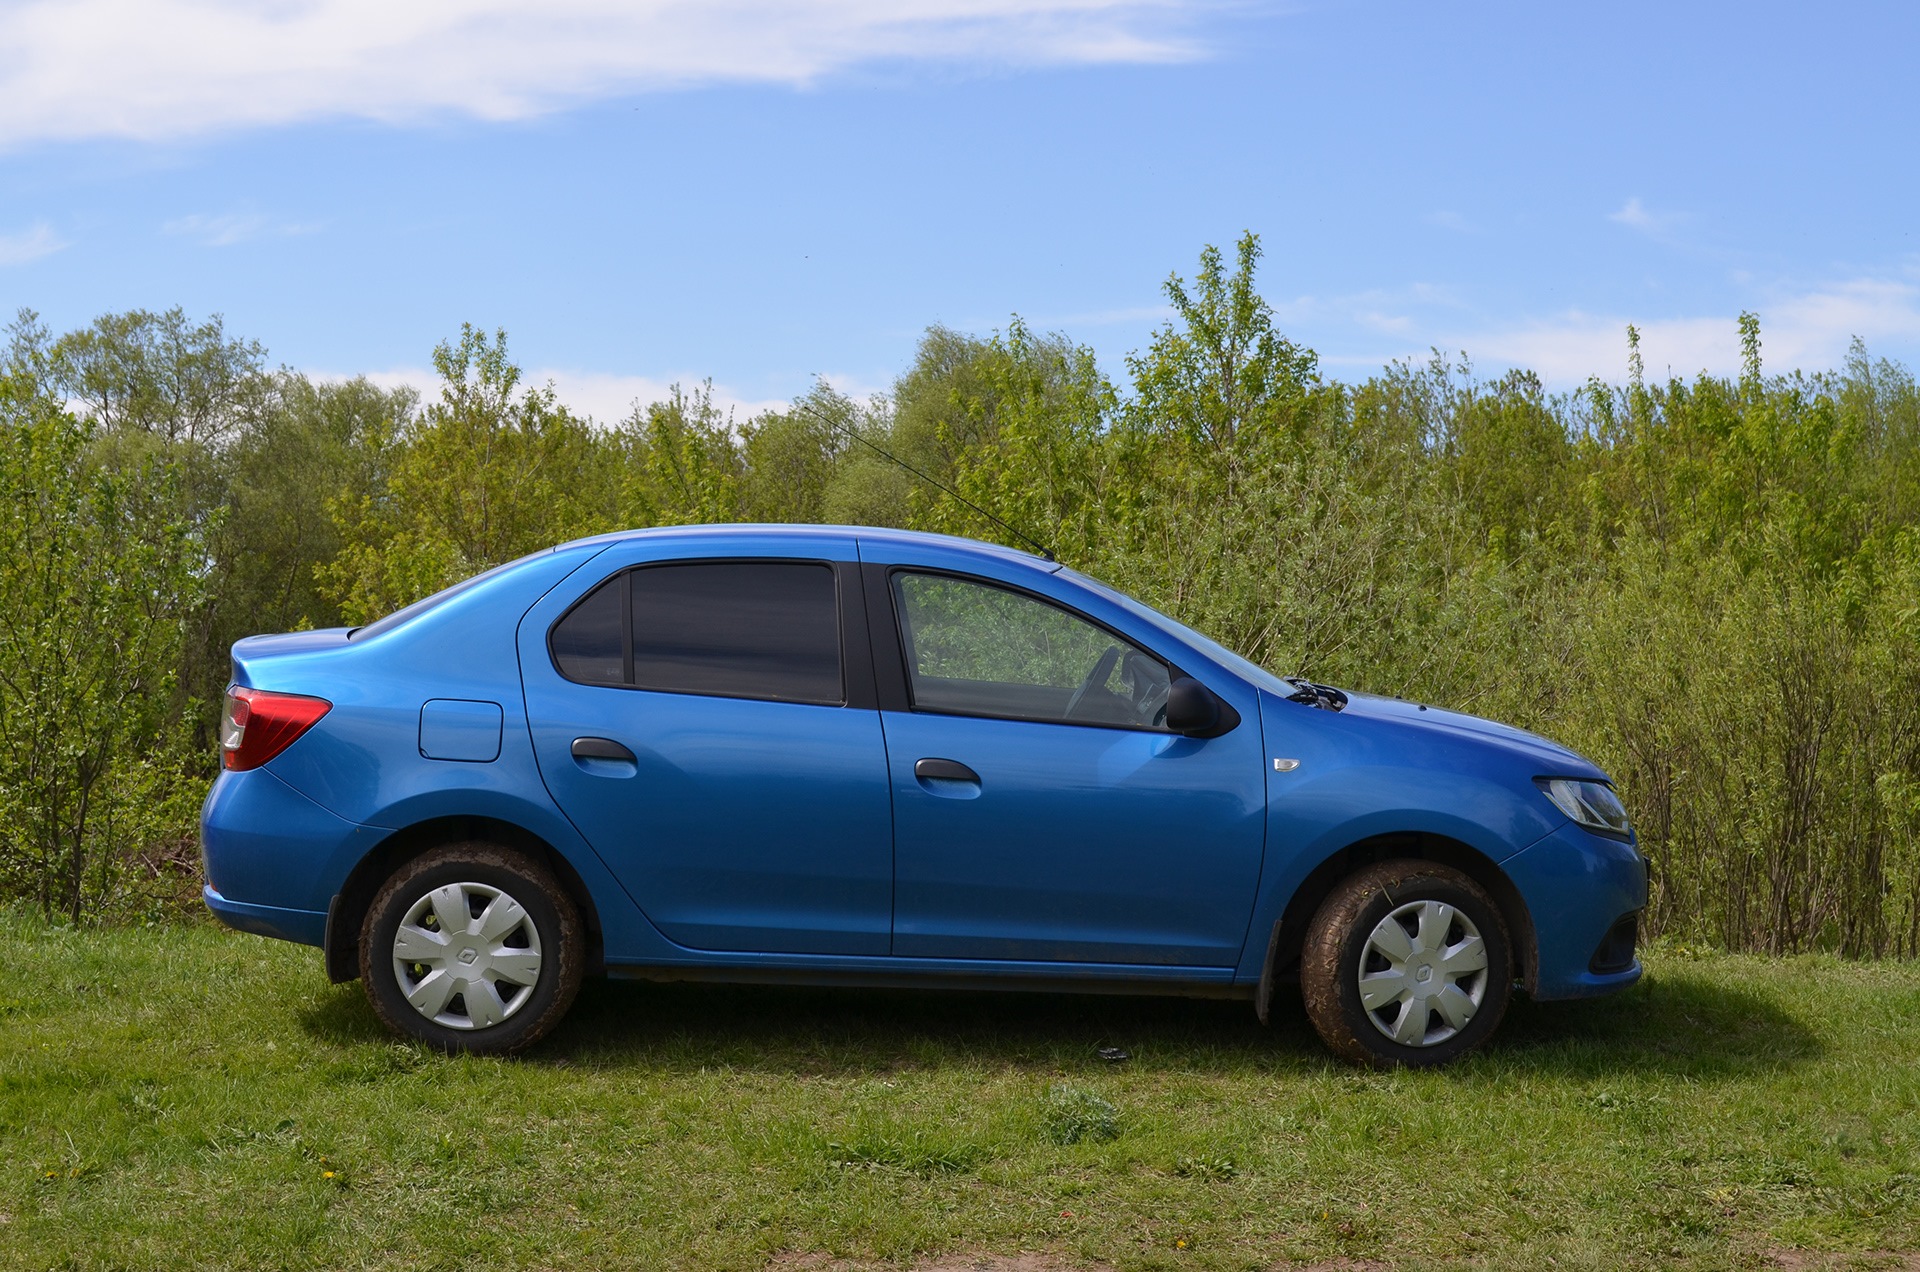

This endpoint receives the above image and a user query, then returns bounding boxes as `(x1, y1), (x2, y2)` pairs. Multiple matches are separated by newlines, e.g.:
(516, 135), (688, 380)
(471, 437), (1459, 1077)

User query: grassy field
(2, 907), (1917, 1271)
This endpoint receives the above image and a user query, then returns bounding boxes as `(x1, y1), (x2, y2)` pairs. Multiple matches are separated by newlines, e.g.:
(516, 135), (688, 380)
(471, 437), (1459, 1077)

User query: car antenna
(794, 399), (1058, 563)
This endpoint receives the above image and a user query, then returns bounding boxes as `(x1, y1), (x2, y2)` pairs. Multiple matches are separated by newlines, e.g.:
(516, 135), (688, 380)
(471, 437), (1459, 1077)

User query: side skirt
(606, 961), (1254, 1001)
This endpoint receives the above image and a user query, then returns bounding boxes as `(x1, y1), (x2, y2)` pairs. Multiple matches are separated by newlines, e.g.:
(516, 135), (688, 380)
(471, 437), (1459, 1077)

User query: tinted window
(893, 572), (1171, 729)
(550, 574), (626, 684)
(632, 562), (842, 704)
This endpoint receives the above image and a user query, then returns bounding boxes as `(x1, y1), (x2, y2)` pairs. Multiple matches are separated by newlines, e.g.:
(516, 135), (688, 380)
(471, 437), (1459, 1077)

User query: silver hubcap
(1358, 898), (1489, 1047)
(392, 882), (543, 1031)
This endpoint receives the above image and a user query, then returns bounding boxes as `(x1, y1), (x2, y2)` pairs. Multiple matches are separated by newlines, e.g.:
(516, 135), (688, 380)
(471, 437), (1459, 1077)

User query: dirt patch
(771, 1254), (1920, 1272)
(767, 1257), (1106, 1272)
(767, 1256), (1392, 1272)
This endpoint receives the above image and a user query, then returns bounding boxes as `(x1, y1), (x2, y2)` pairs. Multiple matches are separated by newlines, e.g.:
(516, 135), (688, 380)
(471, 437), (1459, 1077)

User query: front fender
(1232, 788), (1555, 981)
(1235, 691), (1564, 981)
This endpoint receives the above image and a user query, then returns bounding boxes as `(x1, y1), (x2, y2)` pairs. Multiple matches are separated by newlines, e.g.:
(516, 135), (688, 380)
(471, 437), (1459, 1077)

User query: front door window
(892, 572), (1172, 730)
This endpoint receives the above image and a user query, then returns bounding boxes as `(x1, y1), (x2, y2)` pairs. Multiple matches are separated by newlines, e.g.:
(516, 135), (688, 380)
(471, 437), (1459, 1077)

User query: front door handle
(914, 757), (979, 783)
(572, 736), (636, 763)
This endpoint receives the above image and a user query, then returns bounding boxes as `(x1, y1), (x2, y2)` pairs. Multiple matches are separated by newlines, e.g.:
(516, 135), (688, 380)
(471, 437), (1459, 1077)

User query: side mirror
(1165, 676), (1221, 736)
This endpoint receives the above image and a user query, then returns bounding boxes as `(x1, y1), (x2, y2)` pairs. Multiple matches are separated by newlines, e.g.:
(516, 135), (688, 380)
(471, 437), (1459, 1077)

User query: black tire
(1299, 859), (1512, 1068)
(359, 842), (584, 1055)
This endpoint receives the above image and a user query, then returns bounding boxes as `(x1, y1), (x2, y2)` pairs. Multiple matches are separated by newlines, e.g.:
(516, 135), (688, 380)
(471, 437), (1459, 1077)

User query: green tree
(206, 372), (413, 662)
(1125, 232), (1320, 460)
(738, 384), (852, 525)
(613, 381), (744, 526)
(0, 322), (202, 920)
(49, 306), (267, 447)
(921, 317), (1114, 558)
(321, 326), (616, 623)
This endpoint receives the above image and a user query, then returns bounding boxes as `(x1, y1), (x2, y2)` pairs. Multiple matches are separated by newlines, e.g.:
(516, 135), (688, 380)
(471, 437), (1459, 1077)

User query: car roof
(554, 523), (1061, 571)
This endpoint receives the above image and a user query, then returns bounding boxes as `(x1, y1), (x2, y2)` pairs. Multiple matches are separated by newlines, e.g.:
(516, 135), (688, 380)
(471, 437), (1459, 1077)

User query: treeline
(3, 235), (1918, 954)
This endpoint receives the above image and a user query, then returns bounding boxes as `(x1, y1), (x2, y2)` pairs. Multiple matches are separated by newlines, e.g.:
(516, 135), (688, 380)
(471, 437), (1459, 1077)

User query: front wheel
(1299, 860), (1512, 1068)
(359, 843), (584, 1055)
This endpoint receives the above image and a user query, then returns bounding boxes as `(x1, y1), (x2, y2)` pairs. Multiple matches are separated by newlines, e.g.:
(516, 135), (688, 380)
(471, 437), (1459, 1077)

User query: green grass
(2, 908), (1917, 1271)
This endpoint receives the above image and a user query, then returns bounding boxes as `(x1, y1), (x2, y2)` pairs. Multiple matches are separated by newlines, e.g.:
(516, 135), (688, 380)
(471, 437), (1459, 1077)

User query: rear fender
(322, 788), (676, 980)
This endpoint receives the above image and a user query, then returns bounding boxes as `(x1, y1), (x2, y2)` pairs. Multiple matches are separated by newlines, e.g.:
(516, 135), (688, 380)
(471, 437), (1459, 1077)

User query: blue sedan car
(202, 525), (1647, 1066)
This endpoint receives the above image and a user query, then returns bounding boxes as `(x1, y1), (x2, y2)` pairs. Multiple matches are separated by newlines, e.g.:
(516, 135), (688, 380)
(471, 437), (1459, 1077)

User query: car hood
(1335, 690), (1607, 780)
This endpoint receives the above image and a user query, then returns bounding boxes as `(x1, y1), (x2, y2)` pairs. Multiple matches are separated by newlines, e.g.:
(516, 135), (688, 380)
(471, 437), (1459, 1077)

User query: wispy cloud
(341, 366), (790, 426)
(964, 303), (1175, 334)
(1268, 282), (1464, 333)
(1608, 196), (1680, 236)
(541, 369), (791, 424)
(163, 212), (322, 246)
(807, 370), (894, 405)
(1035, 303), (1177, 327)
(1445, 275), (1920, 383)
(0, 1), (1215, 149)
(1426, 209), (1475, 234)
(0, 221), (69, 266)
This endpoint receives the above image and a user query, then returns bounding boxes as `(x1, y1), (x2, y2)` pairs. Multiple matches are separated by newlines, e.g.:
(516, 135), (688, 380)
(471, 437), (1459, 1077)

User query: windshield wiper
(1284, 677), (1348, 712)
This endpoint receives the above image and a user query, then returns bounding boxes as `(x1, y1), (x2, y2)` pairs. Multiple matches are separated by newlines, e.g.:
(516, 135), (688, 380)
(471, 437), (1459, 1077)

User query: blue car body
(202, 525), (1647, 1009)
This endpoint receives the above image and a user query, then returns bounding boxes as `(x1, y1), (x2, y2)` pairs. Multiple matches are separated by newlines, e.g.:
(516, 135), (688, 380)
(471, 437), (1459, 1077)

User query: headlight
(1537, 778), (1633, 839)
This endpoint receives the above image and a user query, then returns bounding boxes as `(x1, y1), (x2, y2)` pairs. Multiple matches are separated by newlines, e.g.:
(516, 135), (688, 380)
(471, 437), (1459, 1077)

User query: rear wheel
(1299, 860), (1511, 1068)
(359, 843), (583, 1055)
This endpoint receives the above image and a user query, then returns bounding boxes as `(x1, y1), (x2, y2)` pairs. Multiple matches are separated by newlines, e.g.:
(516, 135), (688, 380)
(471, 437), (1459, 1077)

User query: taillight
(221, 687), (332, 771)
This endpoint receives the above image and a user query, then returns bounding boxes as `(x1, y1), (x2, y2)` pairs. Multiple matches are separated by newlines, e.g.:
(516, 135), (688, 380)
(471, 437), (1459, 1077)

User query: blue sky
(2, 0), (1915, 421)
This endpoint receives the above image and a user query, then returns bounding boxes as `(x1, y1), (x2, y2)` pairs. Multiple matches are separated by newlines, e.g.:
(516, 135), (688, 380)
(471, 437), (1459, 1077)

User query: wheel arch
(1254, 830), (1537, 1022)
(322, 814), (605, 984)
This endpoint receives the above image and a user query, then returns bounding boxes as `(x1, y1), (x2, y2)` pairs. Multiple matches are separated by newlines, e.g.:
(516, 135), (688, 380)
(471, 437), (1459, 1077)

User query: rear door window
(550, 561), (843, 705)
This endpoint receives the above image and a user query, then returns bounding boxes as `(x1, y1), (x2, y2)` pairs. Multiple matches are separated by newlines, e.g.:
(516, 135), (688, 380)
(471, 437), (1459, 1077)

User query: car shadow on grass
(539, 964), (1817, 1080)
(297, 963), (1818, 1080)
(1489, 968), (1823, 1076)
(297, 981), (397, 1046)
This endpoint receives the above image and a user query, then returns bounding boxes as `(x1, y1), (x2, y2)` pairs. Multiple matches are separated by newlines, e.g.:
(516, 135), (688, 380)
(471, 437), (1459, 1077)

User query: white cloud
(0, 0), (1212, 149)
(1033, 303), (1176, 327)
(807, 370), (895, 404)
(0, 221), (68, 265)
(540, 369), (790, 425)
(1267, 282), (1463, 333)
(1355, 309), (1413, 334)
(163, 212), (322, 246)
(339, 366), (790, 426)
(1448, 276), (1920, 383)
(1608, 196), (1680, 236)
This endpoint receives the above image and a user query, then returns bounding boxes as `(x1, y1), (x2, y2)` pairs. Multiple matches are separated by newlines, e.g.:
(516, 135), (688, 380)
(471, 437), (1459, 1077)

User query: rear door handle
(914, 757), (979, 783)
(571, 736), (636, 763)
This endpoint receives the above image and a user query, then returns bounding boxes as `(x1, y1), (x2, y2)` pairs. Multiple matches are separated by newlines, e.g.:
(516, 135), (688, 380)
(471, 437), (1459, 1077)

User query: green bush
(4, 241), (1918, 952)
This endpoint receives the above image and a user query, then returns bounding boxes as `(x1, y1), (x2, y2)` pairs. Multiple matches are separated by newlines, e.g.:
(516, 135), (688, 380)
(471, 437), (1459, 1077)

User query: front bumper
(1503, 822), (1650, 1000)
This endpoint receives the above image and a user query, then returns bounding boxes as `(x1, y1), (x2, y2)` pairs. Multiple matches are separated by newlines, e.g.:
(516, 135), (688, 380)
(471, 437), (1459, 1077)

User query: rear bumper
(203, 884), (326, 947)
(1505, 822), (1650, 1001)
(201, 766), (383, 934)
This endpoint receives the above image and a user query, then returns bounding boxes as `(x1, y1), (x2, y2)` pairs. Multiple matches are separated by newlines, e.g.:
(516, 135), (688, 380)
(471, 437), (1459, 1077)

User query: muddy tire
(359, 842), (584, 1055)
(1300, 859), (1511, 1068)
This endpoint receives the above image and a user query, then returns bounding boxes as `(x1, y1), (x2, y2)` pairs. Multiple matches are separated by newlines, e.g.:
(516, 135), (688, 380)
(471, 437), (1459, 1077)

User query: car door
(876, 566), (1267, 966)
(519, 543), (894, 955)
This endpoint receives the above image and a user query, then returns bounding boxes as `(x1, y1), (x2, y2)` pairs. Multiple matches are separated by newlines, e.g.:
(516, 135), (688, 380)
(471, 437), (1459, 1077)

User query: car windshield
(1055, 566), (1298, 698)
